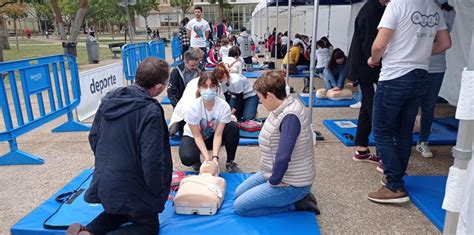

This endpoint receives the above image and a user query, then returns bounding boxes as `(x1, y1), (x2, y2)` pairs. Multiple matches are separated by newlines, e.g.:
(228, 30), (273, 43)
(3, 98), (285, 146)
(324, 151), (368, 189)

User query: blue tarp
(12, 169), (320, 235)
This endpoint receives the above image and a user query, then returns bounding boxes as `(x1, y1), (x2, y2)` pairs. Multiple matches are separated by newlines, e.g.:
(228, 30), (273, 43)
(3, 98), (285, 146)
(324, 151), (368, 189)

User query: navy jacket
(85, 85), (172, 219)
(345, 0), (385, 84)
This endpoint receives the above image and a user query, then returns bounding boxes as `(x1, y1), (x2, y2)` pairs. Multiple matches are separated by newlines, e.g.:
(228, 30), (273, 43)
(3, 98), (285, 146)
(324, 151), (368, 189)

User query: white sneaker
(350, 101), (361, 109)
(416, 142), (433, 158)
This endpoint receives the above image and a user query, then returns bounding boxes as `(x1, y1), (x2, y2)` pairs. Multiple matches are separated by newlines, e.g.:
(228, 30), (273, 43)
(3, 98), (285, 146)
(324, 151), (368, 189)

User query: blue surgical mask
(201, 88), (217, 101)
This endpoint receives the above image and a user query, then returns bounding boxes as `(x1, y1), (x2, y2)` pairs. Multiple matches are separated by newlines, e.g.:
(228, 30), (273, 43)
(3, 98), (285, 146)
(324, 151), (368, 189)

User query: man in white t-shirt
(186, 6), (210, 65)
(367, 0), (451, 204)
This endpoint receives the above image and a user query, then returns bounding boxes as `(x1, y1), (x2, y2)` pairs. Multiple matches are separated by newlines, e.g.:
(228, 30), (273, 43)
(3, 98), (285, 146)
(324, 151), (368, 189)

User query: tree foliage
(133, 0), (159, 19)
(207, 0), (232, 22)
(170, 0), (192, 18)
(0, 2), (28, 19)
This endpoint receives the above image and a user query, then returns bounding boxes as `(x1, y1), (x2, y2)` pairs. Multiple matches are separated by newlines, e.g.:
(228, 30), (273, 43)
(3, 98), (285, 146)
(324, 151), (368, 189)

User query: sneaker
(294, 192), (321, 215)
(376, 160), (384, 173)
(416, 142), (433, 158)
(225, 162), (242, 173)
(192, 162), (202, 172)
(352, 150), (380, 164)
(368, 186), (410, 204)
(350, 101), (361, 109)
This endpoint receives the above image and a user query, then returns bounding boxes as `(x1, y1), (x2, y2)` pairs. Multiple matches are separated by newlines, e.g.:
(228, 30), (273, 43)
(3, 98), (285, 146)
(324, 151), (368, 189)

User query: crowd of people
(65, 0), (454, 233)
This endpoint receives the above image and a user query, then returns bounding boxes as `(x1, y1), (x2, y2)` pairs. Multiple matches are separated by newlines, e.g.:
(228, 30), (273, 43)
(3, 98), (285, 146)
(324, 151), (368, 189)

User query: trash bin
(86, 36), (100, 64)
(62, 42), (77, 57)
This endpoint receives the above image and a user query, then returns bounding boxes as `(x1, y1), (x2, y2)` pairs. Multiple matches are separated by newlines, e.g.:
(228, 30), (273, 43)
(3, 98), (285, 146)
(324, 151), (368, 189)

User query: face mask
(201, 88), (217, 101)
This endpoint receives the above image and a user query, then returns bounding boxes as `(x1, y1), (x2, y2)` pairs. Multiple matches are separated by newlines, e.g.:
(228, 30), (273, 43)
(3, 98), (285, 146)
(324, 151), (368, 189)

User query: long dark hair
(327, 48), (346, 73)
(196, 72), (220, 98)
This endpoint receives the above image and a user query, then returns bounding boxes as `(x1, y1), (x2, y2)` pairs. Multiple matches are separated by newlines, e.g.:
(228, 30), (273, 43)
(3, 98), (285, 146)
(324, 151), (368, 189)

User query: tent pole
(266, 6), (270, 60)
(443, 30), (474, 235)
(285, 0), (292, 95)
(308, 0), (320, 125)
(275, 0), (279, 68)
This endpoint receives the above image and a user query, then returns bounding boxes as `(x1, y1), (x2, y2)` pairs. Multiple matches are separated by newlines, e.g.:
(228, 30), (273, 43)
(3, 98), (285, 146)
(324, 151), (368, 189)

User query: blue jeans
(419, 72), (445, 143)
(296, 65), (309, 73)
(323, 64), (345, 90)
(373, 69), (429, 191)
(230, 95), (259, 121)
(233, 172), (311, 217)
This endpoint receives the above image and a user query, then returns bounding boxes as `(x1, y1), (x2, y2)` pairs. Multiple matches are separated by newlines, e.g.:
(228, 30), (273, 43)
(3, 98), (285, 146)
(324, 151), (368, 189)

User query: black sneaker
(225, 162), (242, 173)
(192, 162), (202, 171)
(294, 192), (321, 215)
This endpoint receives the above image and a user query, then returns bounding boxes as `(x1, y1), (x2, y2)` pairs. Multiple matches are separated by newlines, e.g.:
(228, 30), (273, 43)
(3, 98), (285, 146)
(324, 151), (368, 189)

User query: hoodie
(344, 0), (385, 84)
(237, 32), (255, 58)
(85, 85), (172, 221)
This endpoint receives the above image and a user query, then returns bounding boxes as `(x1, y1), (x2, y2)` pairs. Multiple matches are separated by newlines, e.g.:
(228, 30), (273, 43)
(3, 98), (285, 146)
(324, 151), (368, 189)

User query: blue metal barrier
(170, 36), (182, 67)
(0, 55), (90, 165)
(148, 39), (166, 60)
(121, 42), (150, 81)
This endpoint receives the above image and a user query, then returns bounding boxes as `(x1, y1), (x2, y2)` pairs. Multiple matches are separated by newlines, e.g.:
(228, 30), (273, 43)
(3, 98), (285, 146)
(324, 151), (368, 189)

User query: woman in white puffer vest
(233, 71), (319, 216)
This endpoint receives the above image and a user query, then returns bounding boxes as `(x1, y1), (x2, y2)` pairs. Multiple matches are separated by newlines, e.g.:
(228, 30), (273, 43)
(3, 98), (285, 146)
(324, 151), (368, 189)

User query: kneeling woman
(233, 71), (319, 216)
(213, 64), (259, 121)
(179, 72), (242, 173)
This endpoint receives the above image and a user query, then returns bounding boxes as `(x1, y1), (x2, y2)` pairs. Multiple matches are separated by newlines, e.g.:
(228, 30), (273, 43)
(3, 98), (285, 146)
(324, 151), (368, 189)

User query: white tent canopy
(251, 1), (364, 52)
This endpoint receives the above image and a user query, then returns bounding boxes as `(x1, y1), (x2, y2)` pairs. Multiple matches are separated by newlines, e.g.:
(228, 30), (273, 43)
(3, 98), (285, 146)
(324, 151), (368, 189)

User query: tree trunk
(129, 7), (136, 32)
(145, 16), (149, 39)
(68, 0), (89, 43)
(1, 18), (11, 50)
(51, 0), (67, 40)
(14, 19), (19, 51)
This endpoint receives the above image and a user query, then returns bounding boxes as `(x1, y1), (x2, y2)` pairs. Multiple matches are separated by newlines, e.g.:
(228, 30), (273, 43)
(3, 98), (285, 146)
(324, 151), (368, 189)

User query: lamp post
(165, 15), (172, 39)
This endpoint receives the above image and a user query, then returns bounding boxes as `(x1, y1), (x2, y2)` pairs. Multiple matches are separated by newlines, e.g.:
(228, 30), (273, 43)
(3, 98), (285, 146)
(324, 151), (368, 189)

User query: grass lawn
(8, 38), (55, 45)
(3, 44), (115, 65)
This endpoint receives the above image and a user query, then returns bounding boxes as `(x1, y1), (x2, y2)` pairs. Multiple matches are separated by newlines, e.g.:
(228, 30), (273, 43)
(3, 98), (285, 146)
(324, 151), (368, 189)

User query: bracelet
(212, 155), (219, 161)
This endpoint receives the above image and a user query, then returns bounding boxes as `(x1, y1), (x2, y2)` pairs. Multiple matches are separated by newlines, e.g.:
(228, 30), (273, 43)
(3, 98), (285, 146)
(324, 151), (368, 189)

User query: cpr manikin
(315, 88), (354, 100)
(174, 160), (226, 215)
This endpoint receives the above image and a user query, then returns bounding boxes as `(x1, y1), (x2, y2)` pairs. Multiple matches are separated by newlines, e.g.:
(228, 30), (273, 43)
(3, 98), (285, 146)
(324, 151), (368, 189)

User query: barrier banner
(77, 62), (125, 121)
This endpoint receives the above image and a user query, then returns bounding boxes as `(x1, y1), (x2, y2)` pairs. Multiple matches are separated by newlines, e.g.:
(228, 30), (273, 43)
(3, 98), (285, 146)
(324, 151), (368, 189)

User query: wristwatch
(212, 155), (219, 161)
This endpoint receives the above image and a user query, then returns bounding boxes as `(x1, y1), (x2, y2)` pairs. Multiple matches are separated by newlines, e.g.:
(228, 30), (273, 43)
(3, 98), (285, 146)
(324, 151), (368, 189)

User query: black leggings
(355, 83), (376, 147)
(179, 122), (239, 166)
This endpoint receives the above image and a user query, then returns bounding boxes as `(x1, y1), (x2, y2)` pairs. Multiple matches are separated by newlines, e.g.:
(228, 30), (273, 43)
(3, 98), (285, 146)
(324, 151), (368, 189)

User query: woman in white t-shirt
(222, 46), (243, 74)
(180, 72), (242, 173)
(219, 37), (232, 61)
(213, 64), (259, 121)
(315, 40), (331, 76)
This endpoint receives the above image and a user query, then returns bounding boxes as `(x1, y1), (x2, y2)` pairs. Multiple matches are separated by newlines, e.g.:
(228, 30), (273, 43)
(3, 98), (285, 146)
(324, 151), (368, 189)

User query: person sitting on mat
(213, 63), (259, 121)
(66, 58), (172, 235)
(179, 71), (242, 173)
(223, 46), (244, 74)
(233, 71), (319, 217)
(323, 48), (347, 91)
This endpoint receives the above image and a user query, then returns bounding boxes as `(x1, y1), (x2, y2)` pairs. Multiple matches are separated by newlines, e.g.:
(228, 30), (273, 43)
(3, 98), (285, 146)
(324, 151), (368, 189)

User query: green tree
(67, 0), (88, 43)
(207, 0), (231, 23)
(1, 3), (28, 50)
(133, 0), (159, 38)
(170, 0), (193, 19)
(51, 0), (66, 39)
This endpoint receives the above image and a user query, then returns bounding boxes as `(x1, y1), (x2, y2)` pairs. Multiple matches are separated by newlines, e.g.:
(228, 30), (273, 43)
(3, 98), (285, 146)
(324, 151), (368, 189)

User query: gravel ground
(0, 49), (456, 234)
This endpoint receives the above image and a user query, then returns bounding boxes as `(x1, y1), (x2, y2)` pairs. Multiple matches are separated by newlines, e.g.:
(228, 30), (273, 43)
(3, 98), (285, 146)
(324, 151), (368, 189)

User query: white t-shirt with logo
(183, 96), (231, 139)
(221, 73), (257, 99)
(186, 18), (210, 48)
(378, 0), (447, 81)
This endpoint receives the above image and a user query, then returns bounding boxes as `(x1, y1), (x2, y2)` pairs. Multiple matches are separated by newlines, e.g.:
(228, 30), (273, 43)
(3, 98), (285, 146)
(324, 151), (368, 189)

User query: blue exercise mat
(169, 134), (258, 146)
(434, 117), (458, 130)
(161, 96), (171, 105)
(243, 71), (261, 78)
(298, 94), (357, 107)
(404, 175), (447, 231)
(239, 129), (260, 139)
(12, 170), (320, 235)
(323, 119), (457, 146)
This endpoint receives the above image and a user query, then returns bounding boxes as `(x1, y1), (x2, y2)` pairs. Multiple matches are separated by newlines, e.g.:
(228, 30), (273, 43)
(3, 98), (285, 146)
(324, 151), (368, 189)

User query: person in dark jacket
(66, 58), (172, 235)
(167, 50), (204, 108)
(344, 0), (387, 164)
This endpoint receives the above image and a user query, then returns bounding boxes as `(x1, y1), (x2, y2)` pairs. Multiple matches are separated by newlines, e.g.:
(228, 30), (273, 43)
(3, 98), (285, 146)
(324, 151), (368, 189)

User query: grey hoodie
(237, 32), (254, 58)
